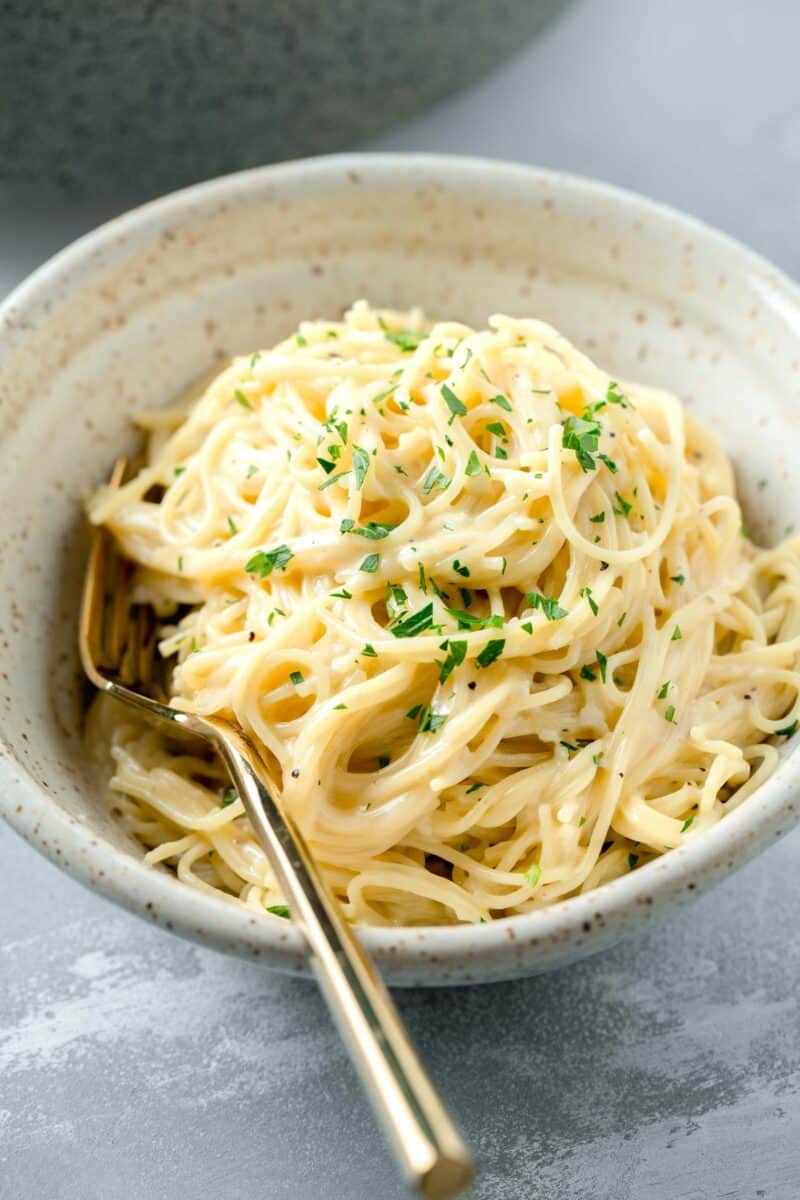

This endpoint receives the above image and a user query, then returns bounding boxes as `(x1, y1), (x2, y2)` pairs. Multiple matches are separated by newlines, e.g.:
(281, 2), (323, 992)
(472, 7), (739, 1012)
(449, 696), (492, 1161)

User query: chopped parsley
(340, 519), (397, 540)
(671, 625), (682, 641)
(447, 607), (504, 631)
(234, 389), (253, 410)
(452, 559), (470, 577)
(316, 456), (336, 475)
(330, 588), (352, 599)
(227, 516), (237, 535)
(319, 469), (351, 491)
(441, 383), (467, 422)
(465, 450), (482, 477)
(391, 602), (435, 638)
(562, 415), (602, 472)
(525, 862), (541, 887)
(246, 464), (260, 478)
(612, 491), (632, 518)
(267, 905), (290, 918)
(579, 586), (598, 616)
(627, 853), (639, 870)
(384, 329), (423, 352)
(174, 466), (186, 477)
(360, 553), (380, 573)
(664, 704), (677, 723)
(776, 719), (798, 737)
(352, 445), (370, 490)
(606, 380), (629, 407)
(580, 664), (597, 682)
(422, 465), (450, 495)
(476, 639), (505, 669)
(289, 670), (304, 685)
(466, 782), (485, 794)
(438, 639), (467, 683)
(657, 681), (670, 700)
(420, 708), (448, 734)
(245, 544), (294, 578)
(598, 453), (618, 474)
(590, 511), (605, 524)
(596, 650), (608, 682)
(681, 816), (694, 832)
(526, 591), (568, 621)
(490, 394), (513, 412)
(362, 643), (378, 658)
(221, 787), (237, 807)
(670, 573), (686, 585)
(486, 421), (507, 437)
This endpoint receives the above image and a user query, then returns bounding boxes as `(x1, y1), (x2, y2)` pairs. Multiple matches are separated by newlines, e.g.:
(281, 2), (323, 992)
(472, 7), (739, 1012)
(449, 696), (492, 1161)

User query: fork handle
(209, 722), (474, 1200)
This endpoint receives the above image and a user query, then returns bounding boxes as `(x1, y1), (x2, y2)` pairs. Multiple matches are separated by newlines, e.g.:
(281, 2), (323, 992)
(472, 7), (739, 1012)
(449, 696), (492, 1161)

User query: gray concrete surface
(2, 2), (800, 1197)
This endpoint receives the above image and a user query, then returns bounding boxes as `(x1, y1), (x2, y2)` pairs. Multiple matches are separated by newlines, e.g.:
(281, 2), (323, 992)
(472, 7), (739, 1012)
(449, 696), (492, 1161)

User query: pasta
(87, 302), (800, 925)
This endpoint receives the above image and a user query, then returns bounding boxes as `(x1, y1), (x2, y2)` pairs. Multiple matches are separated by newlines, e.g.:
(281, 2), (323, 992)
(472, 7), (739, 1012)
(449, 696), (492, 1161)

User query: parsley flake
(391, 603), (435, 638)
(422, 465), (450, 496)
(465, 450), (482, 477)
(441, 383), (467, 422)
(476, 639), (505, 669)
(526, 591), (568, 621)
(245, 544), (294, 578)
(562, 415), (602, 472)
(438, 639), (467, 683)
(352, 445), (370, 490)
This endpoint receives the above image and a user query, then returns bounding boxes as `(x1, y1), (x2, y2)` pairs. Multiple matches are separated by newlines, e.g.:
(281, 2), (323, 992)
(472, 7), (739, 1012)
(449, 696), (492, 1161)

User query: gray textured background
(2, 3), (800, 1198)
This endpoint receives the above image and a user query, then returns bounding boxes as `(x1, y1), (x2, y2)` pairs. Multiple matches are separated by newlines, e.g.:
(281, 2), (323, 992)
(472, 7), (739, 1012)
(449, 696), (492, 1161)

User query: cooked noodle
(86, 302), (800, 925)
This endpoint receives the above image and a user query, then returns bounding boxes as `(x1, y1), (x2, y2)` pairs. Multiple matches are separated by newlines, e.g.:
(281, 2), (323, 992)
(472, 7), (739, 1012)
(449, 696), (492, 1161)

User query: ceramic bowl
(0, 0), (570, 197)
(1, 154), (799, 986)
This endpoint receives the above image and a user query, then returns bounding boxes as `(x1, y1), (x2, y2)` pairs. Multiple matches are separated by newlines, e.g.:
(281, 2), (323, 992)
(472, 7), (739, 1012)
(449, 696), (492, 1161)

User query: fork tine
(137, 604), (156, 687)
(107, 555), (132, 671)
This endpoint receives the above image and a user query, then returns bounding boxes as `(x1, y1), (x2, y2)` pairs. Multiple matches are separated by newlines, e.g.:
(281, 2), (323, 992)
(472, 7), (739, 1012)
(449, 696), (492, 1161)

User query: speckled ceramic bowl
(1, 154), (799, 985)
(0, 0), (570, 197)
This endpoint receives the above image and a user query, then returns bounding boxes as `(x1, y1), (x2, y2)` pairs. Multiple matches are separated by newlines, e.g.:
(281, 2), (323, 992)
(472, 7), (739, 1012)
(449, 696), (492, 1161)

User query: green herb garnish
(245, 544), (294, 578)
(422, 465), (450, 496)
(562, 415), (602, 472)
(579, 586), (598, 616)
(441, 383), (467, 422)
(391, 603), (435, 638)
(526, 591), (568, 621)
(384, 329), (423, 352)
(352, 445), (370, 490)
(438, 639), (467, 683)
(465, 450), (482, 477)
(476, 639), (505, 669)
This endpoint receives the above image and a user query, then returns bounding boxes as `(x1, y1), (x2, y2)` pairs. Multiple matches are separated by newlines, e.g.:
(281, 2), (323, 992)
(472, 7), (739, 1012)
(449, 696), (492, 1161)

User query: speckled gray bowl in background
(1, 154), (799, 985)
(0, 0), (569, 197)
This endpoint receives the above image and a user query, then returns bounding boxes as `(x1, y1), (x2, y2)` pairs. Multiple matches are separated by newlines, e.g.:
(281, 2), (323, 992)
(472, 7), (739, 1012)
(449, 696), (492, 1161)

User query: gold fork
(79, 459), (475, 1200)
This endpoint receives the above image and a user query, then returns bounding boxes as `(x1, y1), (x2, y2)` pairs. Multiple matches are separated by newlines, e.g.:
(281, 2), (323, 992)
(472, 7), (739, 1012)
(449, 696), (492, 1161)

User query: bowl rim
(2, 150), (799, 983)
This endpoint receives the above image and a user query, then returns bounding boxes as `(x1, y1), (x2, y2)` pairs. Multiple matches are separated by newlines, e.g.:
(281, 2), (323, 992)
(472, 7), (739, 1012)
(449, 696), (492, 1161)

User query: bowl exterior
(0, 0), (569, 197)
(1, 153), (799, 984)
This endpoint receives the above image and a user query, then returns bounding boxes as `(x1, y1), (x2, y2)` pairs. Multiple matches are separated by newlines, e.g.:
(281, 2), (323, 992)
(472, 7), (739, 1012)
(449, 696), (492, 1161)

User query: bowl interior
(1, 156), (799, 983)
